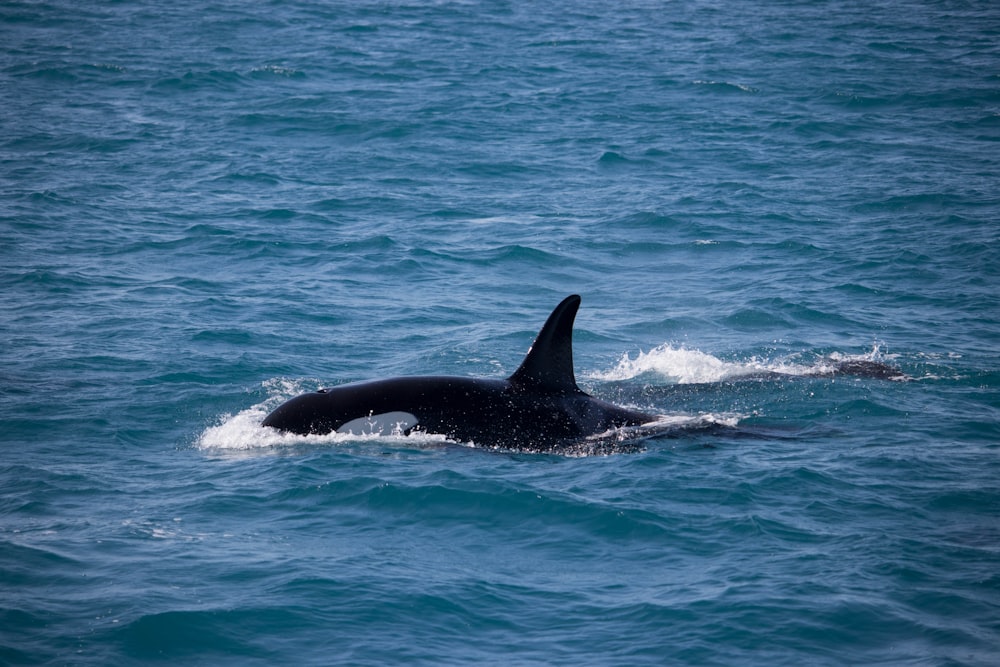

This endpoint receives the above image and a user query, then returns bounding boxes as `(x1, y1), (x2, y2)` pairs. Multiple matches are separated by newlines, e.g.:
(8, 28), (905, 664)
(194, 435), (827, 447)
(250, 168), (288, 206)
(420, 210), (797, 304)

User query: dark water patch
(0, 540), (82, 586)
(925, 487), (1000, 514)
(211, 170), (282, 186)
(725, 297), (870, 332)
(6, 60), (79, 82)
(229, 111), (372, 139)
(5, 268), (96, 294)
(417, 207), (490, 221)
(115, 608), (289, 662)
(151, 68), (249, 92)
(722, 307), (794, 331)
(3, 130), (136, 154)
(457, 244), (563, 268)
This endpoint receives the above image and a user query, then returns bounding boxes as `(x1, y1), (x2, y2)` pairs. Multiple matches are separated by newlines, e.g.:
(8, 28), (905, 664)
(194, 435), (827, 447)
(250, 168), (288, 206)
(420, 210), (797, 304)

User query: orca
(262, 295), (657, 452)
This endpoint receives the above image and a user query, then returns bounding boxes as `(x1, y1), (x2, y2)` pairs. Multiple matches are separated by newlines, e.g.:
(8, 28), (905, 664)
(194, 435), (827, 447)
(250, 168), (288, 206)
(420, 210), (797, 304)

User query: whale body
(262, 295), (657, 451)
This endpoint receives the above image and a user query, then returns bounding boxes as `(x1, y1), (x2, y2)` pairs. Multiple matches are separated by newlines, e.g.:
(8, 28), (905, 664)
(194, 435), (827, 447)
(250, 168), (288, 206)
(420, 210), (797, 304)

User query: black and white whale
(262, 294), (658, 451)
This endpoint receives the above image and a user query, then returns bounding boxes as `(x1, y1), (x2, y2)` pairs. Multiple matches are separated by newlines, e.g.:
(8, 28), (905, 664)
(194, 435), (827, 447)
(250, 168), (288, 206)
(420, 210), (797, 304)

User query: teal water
(3, 0), (999, 664)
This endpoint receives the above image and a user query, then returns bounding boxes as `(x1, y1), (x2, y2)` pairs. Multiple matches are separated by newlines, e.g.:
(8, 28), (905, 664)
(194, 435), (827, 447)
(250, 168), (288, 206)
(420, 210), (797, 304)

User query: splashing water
(589, 343), (902, 384)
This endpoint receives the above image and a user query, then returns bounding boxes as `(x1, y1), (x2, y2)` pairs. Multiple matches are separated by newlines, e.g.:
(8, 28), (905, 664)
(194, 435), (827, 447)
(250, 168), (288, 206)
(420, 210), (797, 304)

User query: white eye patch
(336, 411), (419, 436)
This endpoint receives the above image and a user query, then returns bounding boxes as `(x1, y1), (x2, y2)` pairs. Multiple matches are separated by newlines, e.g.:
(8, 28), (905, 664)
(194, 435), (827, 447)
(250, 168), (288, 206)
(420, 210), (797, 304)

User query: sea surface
(3, 0), (999, 664)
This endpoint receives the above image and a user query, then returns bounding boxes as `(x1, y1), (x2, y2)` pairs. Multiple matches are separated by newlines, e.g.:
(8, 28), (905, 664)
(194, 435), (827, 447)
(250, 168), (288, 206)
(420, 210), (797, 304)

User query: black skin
(262, 295), (657, 452)
(261, 375), (653, 451)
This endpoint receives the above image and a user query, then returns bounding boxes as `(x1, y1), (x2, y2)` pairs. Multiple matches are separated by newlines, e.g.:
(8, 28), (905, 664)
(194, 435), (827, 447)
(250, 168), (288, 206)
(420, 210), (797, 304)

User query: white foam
(195, 379), (448, 452)
(196, 407), (451, 452)
(590, 344), (774, 384)
(588, 342), (897, 384)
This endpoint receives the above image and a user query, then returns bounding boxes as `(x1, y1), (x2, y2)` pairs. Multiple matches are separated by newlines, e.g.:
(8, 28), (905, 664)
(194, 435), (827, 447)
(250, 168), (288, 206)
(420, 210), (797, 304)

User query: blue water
(3, 0), (999, 664)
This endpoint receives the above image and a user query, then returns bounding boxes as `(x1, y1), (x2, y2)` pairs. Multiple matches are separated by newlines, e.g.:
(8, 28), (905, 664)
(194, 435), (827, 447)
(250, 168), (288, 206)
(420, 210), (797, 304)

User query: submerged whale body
(262, 295), (657, 451)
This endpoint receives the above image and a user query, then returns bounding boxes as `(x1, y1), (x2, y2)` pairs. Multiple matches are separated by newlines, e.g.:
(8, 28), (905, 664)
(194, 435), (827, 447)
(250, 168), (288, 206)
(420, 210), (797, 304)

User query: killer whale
(262, 295), (657, 451)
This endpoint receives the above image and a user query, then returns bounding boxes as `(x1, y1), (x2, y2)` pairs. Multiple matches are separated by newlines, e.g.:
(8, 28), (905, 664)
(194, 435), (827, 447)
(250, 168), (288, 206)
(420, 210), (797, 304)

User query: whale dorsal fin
(508, 294), (582, 394)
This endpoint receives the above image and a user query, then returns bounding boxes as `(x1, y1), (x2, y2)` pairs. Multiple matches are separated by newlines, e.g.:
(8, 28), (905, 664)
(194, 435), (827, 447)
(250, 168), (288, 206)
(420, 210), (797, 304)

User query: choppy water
(3, 1), (999, 664)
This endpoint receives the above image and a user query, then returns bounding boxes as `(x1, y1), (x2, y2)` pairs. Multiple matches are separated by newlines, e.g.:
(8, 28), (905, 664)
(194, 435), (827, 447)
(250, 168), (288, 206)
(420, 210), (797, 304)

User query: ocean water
(2, 0), (999, 664)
